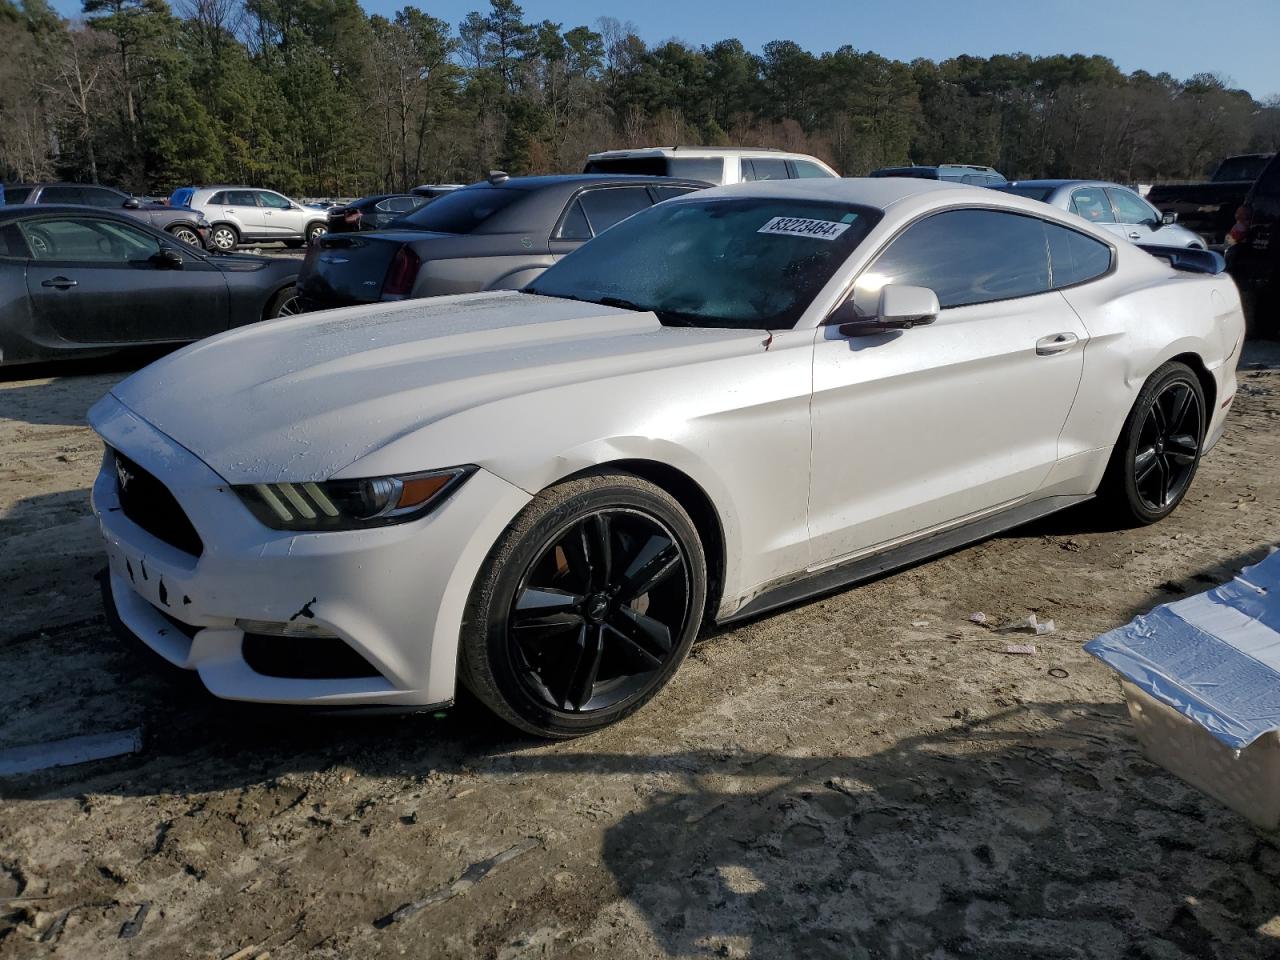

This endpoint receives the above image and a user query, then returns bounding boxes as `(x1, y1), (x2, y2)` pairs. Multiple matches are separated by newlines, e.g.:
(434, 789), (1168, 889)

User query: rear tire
(1099, 361), (1205, 525)
(305, 222), (327, 244)
(209, 224), (238, 251)
(459, 472), (707, 738)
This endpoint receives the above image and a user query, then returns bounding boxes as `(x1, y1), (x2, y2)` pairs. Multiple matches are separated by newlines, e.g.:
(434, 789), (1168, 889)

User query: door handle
(41, 276), (77, 289)
(1036, 332), (1078, 355)
(1128, 231), (1141, 239)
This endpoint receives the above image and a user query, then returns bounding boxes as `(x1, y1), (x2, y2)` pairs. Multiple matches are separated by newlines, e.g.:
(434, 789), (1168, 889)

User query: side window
(790, 160), (834, 178)
(556, 198), (592, 240)
(380, 196), (416, 213)
(1108, 188), (1157, 225)
(38, 186), (84, 204)
(667, 157), (724, 182)
(256, 191), (292, 209)
(577, 187), (652, 235)
(852, 209), (1051, 313)
(1044, 222), (1112, 288)
(20, 216), (161, 262)
(649, 185), (697, 202)
(0, 223), (31, 258)
(1254, 156), (1280, 201)
(748, 158), (789, 181)
(81, 187), (124, 208)
(739, 159), (757, 181)
(1070, 188), (1115, 224)
(226, 190), (259, 207)
(209, 191), (227, 204)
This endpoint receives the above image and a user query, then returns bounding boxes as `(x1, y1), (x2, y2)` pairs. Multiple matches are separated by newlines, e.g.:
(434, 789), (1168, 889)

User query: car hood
(103, 291), (769, 483)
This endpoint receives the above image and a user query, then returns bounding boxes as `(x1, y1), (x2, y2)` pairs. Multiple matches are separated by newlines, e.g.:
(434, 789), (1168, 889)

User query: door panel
(808, 290), (1087, 565)
(256, 191), (303, 236)
(21, 216), (228, 344)
(221, 190), (264, 236)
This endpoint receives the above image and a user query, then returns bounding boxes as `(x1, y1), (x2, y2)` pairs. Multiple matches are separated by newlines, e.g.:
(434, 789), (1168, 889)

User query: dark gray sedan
(4, 182), (213, 248)
(993, 180), (1207, 250)
(0, 205), (299, 367)
(296, 174), (708, 310)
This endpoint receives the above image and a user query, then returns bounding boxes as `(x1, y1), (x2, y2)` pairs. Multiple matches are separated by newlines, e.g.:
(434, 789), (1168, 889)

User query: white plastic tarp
(1085, 550), (1280, 751)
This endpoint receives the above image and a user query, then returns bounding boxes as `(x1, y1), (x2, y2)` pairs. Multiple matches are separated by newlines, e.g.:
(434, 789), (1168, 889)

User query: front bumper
(89, 395), (530, 707)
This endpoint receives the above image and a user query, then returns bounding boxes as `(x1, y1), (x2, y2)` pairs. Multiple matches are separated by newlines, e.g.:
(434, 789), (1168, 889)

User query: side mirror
(150, 247), (184, 270)
(833, 284), (940, 336)
(122, 197), (141, 209)
(1161, 211), (1178, 225)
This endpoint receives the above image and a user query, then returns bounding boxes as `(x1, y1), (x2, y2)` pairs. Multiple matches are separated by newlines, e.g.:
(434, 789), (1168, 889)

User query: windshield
(1214, 156), (1272, 183)
(526, 197), (880, 330)
(390, 186), (524, 234)
(993, 184), (1056, 201)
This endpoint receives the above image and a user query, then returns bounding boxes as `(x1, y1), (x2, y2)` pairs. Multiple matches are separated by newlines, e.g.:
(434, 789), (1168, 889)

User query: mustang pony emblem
(115, 458), (134, 492)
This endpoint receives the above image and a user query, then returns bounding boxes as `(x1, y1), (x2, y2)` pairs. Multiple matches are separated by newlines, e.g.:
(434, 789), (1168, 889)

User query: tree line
(2, 0), (1278, 197)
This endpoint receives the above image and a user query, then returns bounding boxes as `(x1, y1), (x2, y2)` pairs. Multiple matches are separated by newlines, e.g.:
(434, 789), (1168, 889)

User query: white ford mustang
(90, 178), (1244, 737)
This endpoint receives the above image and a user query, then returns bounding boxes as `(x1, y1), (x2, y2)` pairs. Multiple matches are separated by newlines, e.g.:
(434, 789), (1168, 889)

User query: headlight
(234, 466), (474, 530)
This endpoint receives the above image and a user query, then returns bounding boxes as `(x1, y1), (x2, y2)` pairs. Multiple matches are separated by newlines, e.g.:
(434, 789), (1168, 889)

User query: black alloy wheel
(1132, 379), (1202, 512)
(461, 472), (707, 738)
(509, 508), (691, 714)
(1104, 361), (1206, 525)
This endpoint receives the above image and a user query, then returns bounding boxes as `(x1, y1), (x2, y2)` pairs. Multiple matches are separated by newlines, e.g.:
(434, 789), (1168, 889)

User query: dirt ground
(2, 346), (1280, 959)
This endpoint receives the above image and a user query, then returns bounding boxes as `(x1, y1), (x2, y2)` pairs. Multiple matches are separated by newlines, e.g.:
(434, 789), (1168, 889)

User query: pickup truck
(1145, 153), (1274, 249)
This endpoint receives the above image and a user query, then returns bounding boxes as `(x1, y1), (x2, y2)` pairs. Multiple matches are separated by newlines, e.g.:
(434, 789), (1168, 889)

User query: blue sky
(49, 0), (1280, 99)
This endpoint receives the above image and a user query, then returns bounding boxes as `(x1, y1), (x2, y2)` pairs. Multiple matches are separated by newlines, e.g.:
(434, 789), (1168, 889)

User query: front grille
(242, 634), (383, 680)
(112, 450), (205, 557)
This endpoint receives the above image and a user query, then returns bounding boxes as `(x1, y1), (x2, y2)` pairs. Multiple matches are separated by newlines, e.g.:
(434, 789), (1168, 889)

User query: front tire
(460, 472), (707, 738)
(305, 222), (327, 244)
(266, 285), (301, 319)
(168, 225), (203, 248)
(1100, 361), (1205, 525)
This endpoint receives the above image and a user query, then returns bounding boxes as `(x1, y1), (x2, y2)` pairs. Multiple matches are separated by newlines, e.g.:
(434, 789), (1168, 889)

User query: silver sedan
(995, 179), (1207, 250)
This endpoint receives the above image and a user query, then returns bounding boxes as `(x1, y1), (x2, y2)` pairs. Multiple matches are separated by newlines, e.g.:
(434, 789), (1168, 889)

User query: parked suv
(1226, 153), (1280, 336)
(583, 147), (838, 185)
(869, 164), (1006, 186)
(4, 182), (211, 248)
(169, 186), (329, 250)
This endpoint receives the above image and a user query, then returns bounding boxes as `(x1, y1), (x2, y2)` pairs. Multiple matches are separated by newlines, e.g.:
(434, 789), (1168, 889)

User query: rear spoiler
(1137, 244), (1226, 275)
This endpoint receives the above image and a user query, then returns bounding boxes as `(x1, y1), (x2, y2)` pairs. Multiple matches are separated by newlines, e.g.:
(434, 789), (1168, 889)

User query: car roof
(0, 202), (141, 219)
(1003, 179), (1113, 189)
(692, 176), (986, 208)
(489, 173), (708, 190)
(7, 182), (125, 190)
(587, 146), (817, 159)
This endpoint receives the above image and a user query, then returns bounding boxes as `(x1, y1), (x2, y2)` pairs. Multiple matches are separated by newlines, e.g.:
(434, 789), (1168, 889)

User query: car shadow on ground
(7, 688), (1280, 956)
(2, 542), (1278, 954)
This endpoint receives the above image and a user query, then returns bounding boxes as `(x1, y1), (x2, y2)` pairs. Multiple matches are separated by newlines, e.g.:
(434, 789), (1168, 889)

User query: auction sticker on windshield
(757, 216), (852, 240)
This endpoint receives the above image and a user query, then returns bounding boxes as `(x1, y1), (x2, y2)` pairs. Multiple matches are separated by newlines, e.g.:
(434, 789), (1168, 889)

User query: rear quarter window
(394, 186), (525, 234)
(1044, 222), (1113, 288)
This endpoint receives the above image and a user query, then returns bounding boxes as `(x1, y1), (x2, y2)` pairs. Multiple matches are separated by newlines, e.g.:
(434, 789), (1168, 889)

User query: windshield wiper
(597, 296), (647, 312)
(597, 296), (702, 327)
